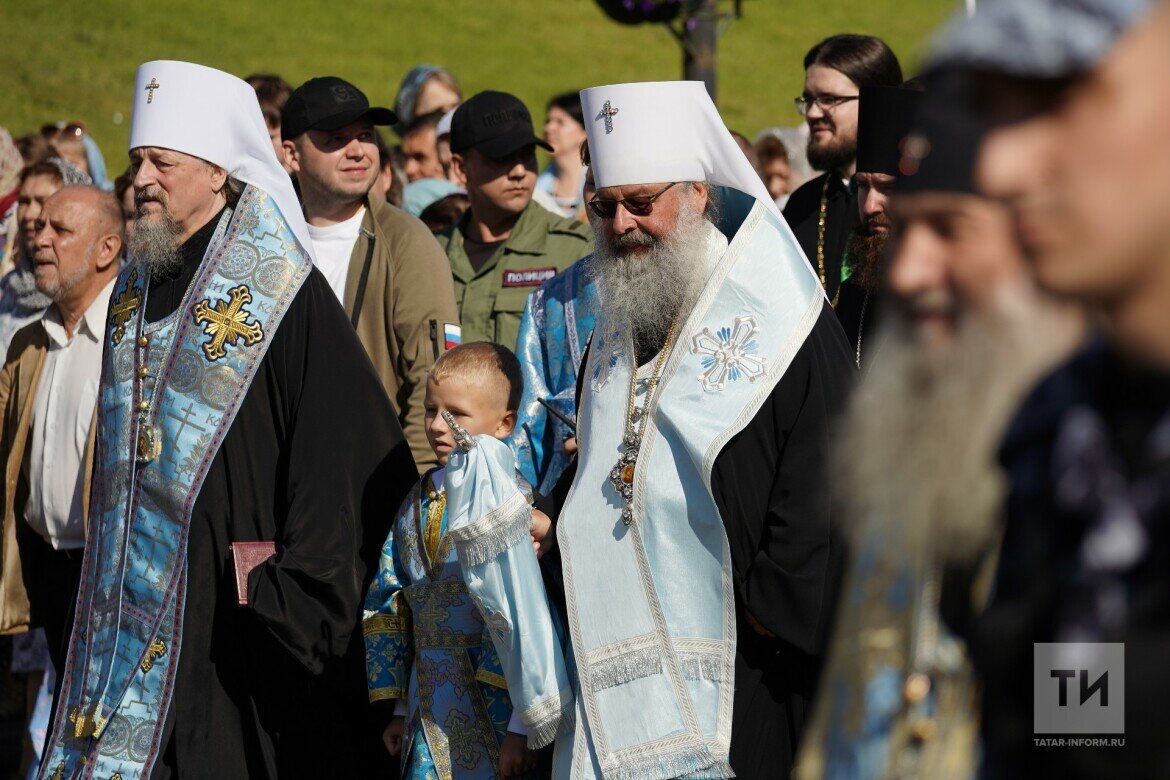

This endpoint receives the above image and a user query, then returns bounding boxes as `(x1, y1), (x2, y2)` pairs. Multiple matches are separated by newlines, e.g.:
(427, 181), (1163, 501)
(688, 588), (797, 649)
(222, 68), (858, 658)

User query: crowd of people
(0, 0), (1166, 777)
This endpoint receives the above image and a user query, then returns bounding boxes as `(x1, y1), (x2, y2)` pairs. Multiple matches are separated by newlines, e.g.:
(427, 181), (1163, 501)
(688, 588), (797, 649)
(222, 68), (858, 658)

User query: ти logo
(1034, 643), (1124, 735)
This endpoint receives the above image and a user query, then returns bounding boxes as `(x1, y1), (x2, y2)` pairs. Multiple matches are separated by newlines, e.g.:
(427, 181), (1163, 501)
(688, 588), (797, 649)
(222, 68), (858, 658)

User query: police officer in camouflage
(438, 91), (593, 348)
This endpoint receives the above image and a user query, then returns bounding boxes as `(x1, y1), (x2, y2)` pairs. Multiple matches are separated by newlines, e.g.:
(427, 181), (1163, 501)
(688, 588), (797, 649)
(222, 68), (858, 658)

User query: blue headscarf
(393, 64), (452, 136)
(402, 177), (460, 217)
(82, 134), (113, 191)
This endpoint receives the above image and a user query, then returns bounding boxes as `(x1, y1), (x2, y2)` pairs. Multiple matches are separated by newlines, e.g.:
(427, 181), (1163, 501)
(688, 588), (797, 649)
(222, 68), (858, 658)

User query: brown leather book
(228, 541), (276, 607)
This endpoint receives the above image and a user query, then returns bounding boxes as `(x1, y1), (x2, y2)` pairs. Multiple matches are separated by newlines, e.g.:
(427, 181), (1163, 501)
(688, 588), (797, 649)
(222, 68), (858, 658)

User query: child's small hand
(499, 731), (538, 777)
(563, 435), (578, 459)
(382, 716), (405, 757)
(530, 509), (554, 559)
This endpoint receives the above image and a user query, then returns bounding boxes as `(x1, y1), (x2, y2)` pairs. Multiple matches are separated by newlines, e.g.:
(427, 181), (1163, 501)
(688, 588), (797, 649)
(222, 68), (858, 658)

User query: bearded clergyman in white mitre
(537, 81), (856, 779)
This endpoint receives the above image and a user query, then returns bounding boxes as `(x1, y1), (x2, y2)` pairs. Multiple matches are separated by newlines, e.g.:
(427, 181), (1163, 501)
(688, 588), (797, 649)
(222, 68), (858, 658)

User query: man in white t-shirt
(283, 77), (460, 472)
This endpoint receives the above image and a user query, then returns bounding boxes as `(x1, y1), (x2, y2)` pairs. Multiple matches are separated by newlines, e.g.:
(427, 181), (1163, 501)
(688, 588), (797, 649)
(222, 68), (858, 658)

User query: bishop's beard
(837, 292), (1076, 566)
(589, 200), (712, 360)
(128, 198), (182, 278)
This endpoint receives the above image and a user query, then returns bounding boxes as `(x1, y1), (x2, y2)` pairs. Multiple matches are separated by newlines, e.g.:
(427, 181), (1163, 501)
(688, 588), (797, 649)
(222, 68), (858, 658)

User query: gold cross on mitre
(596, 100), (619, 134)
(109, 269), (141, 345)
(192, 284), (265, 361)
(145, 77), (160, 104)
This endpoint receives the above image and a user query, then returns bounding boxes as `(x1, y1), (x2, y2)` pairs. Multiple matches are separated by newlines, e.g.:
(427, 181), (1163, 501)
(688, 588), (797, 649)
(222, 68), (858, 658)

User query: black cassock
(127, 211), (416, 777)
(542, 302), (854, 780)
(782, 172), (857, 305)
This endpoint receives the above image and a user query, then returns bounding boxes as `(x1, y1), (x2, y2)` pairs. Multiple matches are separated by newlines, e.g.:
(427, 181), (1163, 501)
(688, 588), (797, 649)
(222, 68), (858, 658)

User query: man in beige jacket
(0, 185), (122, 672)
(283, 76), (460, 472)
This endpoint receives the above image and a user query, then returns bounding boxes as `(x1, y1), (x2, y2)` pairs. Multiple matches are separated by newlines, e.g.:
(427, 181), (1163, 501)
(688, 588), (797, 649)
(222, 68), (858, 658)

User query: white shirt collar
(41, 276), (118, 348)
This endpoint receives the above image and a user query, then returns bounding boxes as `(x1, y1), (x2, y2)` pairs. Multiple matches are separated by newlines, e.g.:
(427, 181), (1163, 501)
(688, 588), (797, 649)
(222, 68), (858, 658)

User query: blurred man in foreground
(795, 68), (1082, 780)
(933, 0), (1168, 776)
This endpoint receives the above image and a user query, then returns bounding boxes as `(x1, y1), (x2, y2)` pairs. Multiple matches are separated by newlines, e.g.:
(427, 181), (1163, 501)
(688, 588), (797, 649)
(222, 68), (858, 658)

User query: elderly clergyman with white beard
(40, 61), (415, 778)
(542, 82), (854, 779)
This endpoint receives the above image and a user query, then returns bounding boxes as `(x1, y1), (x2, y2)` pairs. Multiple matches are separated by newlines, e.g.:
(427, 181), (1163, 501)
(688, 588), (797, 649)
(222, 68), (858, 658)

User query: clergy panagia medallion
(136, 425), (162, 464)
(691, 315), (766, 392)
(608, 431), (641, 525)
(609, 320), (679, 527)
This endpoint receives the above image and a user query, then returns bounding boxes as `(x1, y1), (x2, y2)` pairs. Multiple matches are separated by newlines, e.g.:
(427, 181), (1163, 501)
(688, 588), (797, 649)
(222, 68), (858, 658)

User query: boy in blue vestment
(364, 342), (550, 779)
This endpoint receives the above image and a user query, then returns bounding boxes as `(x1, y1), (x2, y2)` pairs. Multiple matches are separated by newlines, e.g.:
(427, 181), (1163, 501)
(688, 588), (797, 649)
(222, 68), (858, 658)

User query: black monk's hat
(281, 76), (397, 141)
(855, 85), (924, 178)
(449, 91), (552, 160)
(896, 69), (985, 195)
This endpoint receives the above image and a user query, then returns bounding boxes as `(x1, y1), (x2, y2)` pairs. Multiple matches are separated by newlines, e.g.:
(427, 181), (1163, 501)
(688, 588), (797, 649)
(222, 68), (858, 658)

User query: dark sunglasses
(40, 122), (87, 139)
(588, 181), (679, 219)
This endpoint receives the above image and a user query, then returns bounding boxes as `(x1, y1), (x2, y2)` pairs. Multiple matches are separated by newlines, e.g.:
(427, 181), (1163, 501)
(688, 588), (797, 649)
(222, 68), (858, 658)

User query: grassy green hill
(4, 0), (958, 171)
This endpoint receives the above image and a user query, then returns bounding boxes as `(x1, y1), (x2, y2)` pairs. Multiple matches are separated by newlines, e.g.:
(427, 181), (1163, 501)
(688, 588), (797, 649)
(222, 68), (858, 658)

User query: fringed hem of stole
(590, 648), (729, 692)
(448, 490), (531, 568)
(609, 749), (736, 780)
(520, 687), (575, 749)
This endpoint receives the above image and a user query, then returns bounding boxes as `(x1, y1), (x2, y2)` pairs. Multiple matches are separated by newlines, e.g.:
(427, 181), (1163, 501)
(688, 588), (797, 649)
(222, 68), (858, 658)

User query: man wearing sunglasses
(783, 34), (902, 308)
(531, 81), (854, 779)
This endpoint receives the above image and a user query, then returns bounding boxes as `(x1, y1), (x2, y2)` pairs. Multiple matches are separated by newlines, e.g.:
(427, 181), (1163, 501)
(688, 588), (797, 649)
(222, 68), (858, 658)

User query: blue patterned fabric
(795, 522), (980, 780)
(510, 256), (600, 493)
(364, 468), (515, 780)
(42, 185), (312, 779)
(446, 436), (573, 748)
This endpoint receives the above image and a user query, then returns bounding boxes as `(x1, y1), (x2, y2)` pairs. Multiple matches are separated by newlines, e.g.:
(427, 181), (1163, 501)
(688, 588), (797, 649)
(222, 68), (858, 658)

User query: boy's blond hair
(429, 342), (523, 412)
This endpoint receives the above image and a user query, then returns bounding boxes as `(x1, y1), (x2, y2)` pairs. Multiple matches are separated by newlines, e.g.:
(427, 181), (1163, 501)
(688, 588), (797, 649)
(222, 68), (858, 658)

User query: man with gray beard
(541, 82), (853, 780)
(587, 178), (716, 361)
(126, 182), (182, 276)
(793, 70), (1082, 780)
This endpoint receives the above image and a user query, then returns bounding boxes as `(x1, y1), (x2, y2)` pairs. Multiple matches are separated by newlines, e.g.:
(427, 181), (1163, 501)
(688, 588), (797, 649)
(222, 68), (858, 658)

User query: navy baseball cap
(449, 91), (552, 159)
(928, 0), (1152, 79)
(281, 77), (397, 141)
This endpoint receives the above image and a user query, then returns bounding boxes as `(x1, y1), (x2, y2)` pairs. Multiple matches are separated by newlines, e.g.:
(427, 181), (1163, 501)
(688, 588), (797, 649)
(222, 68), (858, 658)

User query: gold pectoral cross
(109, 269), (141, 345)
(192, 284), (264, 361)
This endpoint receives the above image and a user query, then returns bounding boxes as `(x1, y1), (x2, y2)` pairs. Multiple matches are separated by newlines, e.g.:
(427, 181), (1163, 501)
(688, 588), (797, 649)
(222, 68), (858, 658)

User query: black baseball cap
(449, 91), (552, 159)
(281, 77), (397, 141)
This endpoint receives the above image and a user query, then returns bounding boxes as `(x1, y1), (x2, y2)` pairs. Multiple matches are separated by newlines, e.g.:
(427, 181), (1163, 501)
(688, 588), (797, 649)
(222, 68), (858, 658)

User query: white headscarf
(129, 60), (312, 257)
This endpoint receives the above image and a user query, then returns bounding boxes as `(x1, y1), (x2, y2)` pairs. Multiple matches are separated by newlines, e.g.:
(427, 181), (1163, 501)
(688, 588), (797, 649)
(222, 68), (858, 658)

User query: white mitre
(129, 60), (312, 257)
(581, 81), (788, 226)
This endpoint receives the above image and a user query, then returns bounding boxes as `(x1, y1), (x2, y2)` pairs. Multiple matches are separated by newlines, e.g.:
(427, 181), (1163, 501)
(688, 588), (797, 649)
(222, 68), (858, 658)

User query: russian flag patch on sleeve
(444, 324), (462, 350)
